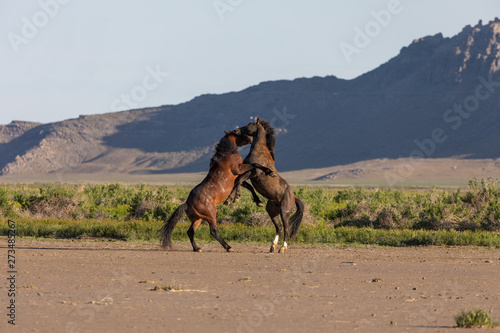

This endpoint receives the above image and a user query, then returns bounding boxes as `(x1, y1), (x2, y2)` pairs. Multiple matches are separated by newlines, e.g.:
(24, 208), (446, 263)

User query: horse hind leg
(206, 217), (233, 252)
(278, 189), (294, 254)
(187, 219), (203, 252)
(266, 201), (282, 253)
(278, 210), (292, 254)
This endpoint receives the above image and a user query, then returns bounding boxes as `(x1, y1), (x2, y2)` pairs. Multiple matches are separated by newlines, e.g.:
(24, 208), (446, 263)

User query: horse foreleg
(236, 162), (275, 177)
(242, 181), (263, 207)
(250, 163), (276, 177)
(224, 170), (253, 205)
(266, 201), (282, 253)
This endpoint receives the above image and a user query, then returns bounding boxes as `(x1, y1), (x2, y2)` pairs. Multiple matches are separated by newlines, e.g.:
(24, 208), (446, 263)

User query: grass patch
(1, 178), (500, 232)
(2, 219), (500, 248)
(153, 285), (182, 291)
(455, 309), (498, 328)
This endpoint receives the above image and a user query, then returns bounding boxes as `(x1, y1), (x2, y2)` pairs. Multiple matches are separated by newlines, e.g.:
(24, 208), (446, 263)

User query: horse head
(224, 130), (252, 147)
(233, 118), (275, 160)
(233, 119), (262, 138)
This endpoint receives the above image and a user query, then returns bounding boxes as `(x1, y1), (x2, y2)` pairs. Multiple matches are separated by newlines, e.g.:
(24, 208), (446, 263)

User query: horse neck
(251, 126), (267, 150)
(248, 126), (274, 166)
(226, 135), (237, 148)
(209, 135), (238, 169)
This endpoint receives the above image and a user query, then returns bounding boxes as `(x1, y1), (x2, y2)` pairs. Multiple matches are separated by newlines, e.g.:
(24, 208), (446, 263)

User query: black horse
(228, 118), (304, 253)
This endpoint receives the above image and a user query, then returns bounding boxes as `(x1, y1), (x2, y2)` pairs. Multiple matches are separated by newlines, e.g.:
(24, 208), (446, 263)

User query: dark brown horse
(228, 118), (304, 253)
(160, 131), (275, 252)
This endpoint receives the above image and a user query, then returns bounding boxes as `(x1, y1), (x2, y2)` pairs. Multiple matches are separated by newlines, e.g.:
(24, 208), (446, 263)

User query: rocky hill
(1, 19), (500, 177)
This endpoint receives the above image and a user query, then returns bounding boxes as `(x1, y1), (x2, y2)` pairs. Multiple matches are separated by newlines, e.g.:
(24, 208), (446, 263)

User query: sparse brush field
(1, 178), (500, 247)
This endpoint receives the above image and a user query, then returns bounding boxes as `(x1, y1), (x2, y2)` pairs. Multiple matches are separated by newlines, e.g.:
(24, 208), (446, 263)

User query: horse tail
(160, 202), (188, 250)
(289, 197), (304, 240)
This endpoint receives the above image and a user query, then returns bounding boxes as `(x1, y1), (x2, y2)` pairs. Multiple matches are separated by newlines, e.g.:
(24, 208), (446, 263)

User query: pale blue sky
(1, 0), (498, 125)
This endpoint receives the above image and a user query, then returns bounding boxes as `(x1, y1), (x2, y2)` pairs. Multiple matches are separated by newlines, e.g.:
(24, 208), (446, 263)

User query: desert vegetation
(1, 178), (499, 247)
(455, 309), (498, 328)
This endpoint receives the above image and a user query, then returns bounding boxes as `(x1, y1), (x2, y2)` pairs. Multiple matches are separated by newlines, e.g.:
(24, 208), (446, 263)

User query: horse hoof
(194, 248), (202, 252)
(257, 202), (264, 207)
(269, 244), (276, 253)
(227, 248), (234, 253)
(278, 246), (287, 254)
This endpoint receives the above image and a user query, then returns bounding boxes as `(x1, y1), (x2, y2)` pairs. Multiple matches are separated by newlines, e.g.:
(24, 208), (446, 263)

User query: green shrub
(455, 309), (498, 328)
(1, 178), (500, 232)
(1, 219), (499, 247)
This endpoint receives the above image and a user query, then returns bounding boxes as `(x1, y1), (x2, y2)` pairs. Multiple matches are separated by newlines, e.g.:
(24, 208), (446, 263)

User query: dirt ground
(1, 239), (499, 333)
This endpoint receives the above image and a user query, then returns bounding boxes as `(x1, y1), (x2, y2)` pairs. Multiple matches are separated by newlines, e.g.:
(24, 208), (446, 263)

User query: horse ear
(224, 130), (231, 135)
(256, 117), (261, 124)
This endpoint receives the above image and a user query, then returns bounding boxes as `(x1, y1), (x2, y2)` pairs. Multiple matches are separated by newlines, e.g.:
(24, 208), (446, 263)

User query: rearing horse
(160, 130), (275, 252)
(229, 118), (304, 253)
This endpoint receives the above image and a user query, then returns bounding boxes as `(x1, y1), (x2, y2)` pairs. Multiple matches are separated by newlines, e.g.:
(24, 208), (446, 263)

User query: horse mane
(258, 119), (276, 161)
(210, 134), (236, 167)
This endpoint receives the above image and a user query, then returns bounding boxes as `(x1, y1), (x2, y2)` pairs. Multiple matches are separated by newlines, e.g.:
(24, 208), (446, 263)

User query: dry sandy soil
(1, 239), (499, 333)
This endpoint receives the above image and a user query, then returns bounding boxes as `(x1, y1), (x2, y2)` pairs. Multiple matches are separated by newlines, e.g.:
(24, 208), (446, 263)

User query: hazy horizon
(1, 0), (499, 125)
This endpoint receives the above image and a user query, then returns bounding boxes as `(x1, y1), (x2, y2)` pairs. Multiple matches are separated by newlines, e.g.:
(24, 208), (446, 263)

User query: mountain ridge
(2, 19), (500, 178)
